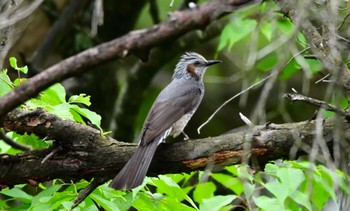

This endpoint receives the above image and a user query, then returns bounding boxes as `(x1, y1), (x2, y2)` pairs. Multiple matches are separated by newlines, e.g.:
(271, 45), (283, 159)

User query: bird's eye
(194, 61), (200, 65)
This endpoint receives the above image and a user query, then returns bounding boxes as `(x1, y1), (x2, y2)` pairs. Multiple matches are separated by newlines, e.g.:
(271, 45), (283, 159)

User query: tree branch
(284, 93), (350, 117)
(0, 109), (341, 187)
(0, 0), (258, 119)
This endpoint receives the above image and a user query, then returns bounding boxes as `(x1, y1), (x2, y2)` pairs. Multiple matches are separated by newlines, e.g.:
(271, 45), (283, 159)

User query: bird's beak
(206, 60), (222, 66)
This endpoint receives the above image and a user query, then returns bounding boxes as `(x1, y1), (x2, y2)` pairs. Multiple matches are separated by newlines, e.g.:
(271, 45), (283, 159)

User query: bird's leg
(182, 131), (190, 140)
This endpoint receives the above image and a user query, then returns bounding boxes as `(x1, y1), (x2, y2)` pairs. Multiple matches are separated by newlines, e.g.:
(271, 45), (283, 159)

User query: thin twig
(337, 12), (350, 30)
(41, 148), (59, 164)
(315, 73), (331, 84)
(197, 73), (276, 134)
(283, 93), (350, 117)
(281, 47), (310, 70)
(71, 178), (109, 210)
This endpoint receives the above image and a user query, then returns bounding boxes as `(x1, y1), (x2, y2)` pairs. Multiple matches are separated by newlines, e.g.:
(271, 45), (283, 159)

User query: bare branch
(284, 93), (350, 117)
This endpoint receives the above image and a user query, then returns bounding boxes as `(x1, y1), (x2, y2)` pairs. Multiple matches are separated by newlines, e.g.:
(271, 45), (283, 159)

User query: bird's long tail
(109, 139), (159, 190)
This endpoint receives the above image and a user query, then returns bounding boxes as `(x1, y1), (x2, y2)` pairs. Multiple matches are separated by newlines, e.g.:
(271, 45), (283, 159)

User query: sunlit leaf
(260, 22), (274, 41)
(152, 175), (198, 210)
(254, 196), (284, 211)
(70, 105), (102, 126)
(40, 83), (67, 105)
(9, 57), (18, 69)
(256, 53), (278, 71)
(211, 173), (243, 195)
(0, 187), (33, 203)
(193, 182), (216, 204)
(0, 70), (13, 96)
(218, 18), (257, 51)
(68, 94), (91, 106)
(90, 192), (120, 211)
(199, 195), (236, 211)
(277, 17), (295, 36)
(289, 191), (312, 211)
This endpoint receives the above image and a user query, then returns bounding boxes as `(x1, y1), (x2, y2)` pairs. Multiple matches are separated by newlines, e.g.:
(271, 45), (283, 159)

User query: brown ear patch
(186, 64), (199, 80)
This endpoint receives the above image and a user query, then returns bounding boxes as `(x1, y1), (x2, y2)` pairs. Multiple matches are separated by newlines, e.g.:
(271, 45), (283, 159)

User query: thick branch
(0, 0), (257, 119)
(0, 109), (341, 187)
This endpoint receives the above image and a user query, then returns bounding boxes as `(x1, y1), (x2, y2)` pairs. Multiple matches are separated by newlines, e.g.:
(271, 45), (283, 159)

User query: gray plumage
(109, 52), (221, 190)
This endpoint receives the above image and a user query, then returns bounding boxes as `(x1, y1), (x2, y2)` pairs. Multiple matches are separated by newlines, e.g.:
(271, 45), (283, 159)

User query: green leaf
(0, 70), (13, 96)
(218, 18), (257, 51)
(225, 165), (239, 176)
(40, 83), (67, 105)
(0, 198), (9, 210)
(309, 178), (330, 210)
(337, 170), (350, 195)
(69, 108), (86, 124)
(133, 192), (163, 211)
(238, 165), (254, 182)
(243, 182), (255, 200)
(0, 187), (33, 203)
(305, 59), (323, 74)
(277, 17), (295, 36)
(30, 184), (61, 208)
(152, 175), (198, 210)
(159, 196), (196, 211)
(276, 168), (305, 192)
(254, 196), (284, 211)
(9, 57), (18, 69)
(193, 182), (216, 204)
(68, 94), (91, 106)
(289, 191), (312, 211)
(19, 66), (28, 74)
(9, 57), (28, 74)
(199, 195), (236, 211)
(260, 22), (274, 41)
(263, 181), (288, 203)
(318, 166), (337, 201)
(12, 132), (50, 150)
(70, 105), (102, 126)
(256, 53), (279, 72)
(280, 59), (300, 80)
(90, 192), (120, 211)
(211, 173), (243, 195)
(49, 103), (74, 120)
(297, 32), (308, 48)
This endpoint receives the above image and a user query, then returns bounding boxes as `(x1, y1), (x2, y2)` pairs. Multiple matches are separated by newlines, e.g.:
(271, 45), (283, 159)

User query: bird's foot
(182, 131), (190, 140)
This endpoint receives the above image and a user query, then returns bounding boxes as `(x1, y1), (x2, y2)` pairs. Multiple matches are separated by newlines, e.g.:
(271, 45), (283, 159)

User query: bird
(109, 52), (221, 190)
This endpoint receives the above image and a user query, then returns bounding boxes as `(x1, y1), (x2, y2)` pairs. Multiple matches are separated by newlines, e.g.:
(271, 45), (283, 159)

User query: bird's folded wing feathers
(140, 85), (202, 145)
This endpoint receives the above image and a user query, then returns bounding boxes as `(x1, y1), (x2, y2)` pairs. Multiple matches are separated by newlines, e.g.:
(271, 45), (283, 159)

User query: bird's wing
(139, 83), (203, 146)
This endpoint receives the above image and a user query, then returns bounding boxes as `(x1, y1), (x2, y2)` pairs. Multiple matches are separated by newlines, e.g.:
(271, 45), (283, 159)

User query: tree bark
(0, 109), (341, 187)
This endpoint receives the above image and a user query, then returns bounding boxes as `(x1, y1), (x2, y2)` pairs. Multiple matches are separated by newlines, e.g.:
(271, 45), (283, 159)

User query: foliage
(0, 58), (102, 154)
(1, 161), (348, 210)
(217, 1), (323, 79)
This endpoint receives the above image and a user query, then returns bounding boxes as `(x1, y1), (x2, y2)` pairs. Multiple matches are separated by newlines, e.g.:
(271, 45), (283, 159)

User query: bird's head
(173, 52), (221, 81)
